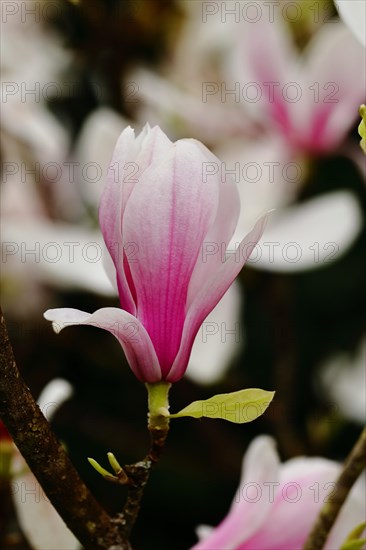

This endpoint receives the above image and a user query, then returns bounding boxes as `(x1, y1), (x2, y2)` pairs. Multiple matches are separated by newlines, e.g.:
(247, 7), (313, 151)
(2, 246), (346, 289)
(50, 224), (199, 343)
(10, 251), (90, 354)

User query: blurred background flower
(1, 1), (365, 548)
(192, 436), (366, 549)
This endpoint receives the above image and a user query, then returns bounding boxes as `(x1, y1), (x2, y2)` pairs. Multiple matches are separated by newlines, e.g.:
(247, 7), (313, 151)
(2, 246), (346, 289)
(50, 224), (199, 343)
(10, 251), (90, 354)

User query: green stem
(146, 381), (171, 432)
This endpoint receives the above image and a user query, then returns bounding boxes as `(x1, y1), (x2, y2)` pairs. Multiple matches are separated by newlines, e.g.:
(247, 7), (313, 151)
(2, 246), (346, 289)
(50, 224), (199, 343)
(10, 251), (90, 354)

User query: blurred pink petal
(250, 190), (363, 272)
(335, 0), (366, 48)
(236, 16), (365, 154)
(192, 435), (365, 550)
(186, 282), (243, 385)
(296, 23), (366, 152)
(12, 468), (80, 550)
(320, 337), (366, 425)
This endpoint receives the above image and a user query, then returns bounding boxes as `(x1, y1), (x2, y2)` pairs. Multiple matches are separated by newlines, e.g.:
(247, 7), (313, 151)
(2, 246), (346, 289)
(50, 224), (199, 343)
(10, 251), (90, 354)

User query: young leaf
(339, 539), (366, 550)
(169, 388), (275, 423)
(359, 104), (366, 154)
(340, 522), (366, 550)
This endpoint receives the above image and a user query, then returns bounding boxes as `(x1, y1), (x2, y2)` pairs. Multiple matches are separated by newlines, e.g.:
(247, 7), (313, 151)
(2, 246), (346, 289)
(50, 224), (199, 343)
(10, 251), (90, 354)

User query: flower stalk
(147, 381), (171, 431)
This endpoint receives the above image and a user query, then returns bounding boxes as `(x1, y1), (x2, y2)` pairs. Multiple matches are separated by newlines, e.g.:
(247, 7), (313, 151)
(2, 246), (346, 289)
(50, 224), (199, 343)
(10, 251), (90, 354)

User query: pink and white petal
(335, 1), (366, 48)
(216, 137), (298, 244)
(187, 140), (240, 308)
(320, 338), (366, 425)
(168, 215), (267, 382)
(133, 124), (173, 178)
(75, 107), (127, 207)
(12, 456), (79, 550)
(295, 23), (366, 151)
(232, 15), (297, 135)
(2, 219), (115, 297)
(131, 68), (251, 145)
(43, 307), (161, 382)
(191, 436), (279, 550)
(186, 282), (243, 385)
(240, 458), (341, 549)
(37, 378), (74, 422)
(99, 125), (173, 313)
(251, 190), (363, 273)
(99, 126), (137, 313)
(123, 140), (219, 376)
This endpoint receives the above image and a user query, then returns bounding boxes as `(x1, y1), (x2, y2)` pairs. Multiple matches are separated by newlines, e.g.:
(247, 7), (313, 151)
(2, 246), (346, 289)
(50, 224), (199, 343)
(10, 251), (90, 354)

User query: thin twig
(303, 427), (366, 550)
(112, 383), (170, 538)
(0, 308), (131, 550)
(113, 421), (169, 538)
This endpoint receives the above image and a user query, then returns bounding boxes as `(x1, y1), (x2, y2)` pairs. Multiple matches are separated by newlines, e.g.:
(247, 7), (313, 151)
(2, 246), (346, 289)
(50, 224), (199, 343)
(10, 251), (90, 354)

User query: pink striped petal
(238, 458), (340, 549)
(186, 140), (240, 308)
(99, 125), (172, 313)
(44, 307), (161, 382)
(236, 16), (296, 137)
(168, 215), (267, 382)
(123, 140), (219, 377)
(193, 438), (366, 550)
(99, 126), (137, 314)
(297, 23), (366, 151)
(192, 436), (279, 550)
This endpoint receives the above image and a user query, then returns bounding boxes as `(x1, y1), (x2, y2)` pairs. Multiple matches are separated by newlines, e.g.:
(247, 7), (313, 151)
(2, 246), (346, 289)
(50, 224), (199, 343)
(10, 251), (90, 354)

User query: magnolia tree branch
(0, 308), (131, 550)
(303, 427), (366, 550)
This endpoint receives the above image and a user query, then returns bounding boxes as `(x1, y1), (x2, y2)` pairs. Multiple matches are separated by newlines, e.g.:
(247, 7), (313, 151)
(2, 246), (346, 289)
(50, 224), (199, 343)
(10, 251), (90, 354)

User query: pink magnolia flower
(234, 18), (365, 154)
(192, 436), (365, 550)
(44, 125), (266, 383)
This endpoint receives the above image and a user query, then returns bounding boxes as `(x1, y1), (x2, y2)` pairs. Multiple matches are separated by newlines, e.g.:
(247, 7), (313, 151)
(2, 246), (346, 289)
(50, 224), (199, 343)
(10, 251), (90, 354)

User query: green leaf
(339, 522), (366, 550)
(358, 104), (366, 154)
(339, 539), (366, 550)
(169, 388), (275, 423)
(88, 457), (115, 479)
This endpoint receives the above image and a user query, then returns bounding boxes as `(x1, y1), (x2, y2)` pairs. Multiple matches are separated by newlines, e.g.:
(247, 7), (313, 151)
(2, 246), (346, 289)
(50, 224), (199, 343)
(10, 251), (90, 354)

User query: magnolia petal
(37, 378), (73, 422)
(123, 139), (219, 376)
(131, 68), (250, 144)
(12, 466), (80, 550)
(99, 126), (137, 313)
(243, 458), (341, 550)
(216, 137), (298, 243)
(233, 15), (297, 136)
(296, 23), (366, 151)
(251, 191), (362, 273)
(99, 125), (173, 314)
(75, 107), (127, 207)
(187, 140), (240, 309)
(191, 436), (279, 550)
(43, 307), (161, 382)
(168, 215), (267, 382)
(1, 219), (115, 296)
(320, 338), (366, 425)
(186, 282), (242, 385)
(239, 456), (364, 549)
(335, 1), (366, 48)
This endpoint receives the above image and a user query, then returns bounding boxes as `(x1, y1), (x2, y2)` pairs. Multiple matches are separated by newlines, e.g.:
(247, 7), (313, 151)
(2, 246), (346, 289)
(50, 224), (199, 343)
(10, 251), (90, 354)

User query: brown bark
(303, 427), (366, 549)
(0, 308), (131, 550)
